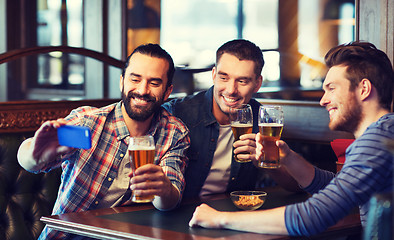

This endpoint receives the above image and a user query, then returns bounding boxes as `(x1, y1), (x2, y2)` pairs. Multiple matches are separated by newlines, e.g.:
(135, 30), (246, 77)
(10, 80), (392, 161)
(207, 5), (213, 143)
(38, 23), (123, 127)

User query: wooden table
(40, 186), (362, 240)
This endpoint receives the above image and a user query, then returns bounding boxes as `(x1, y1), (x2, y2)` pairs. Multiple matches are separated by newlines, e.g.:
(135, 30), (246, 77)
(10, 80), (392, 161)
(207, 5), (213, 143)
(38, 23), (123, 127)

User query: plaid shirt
(39, 101), (190, 239)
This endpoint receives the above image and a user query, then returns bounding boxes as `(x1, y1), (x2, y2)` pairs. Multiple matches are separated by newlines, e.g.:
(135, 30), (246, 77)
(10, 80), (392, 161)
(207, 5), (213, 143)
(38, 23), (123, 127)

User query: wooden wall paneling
(0, 99), (118, 133)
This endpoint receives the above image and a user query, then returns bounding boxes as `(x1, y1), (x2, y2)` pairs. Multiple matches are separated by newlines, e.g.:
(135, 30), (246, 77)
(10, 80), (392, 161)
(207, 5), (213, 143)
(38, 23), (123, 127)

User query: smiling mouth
(132, 97), (152, 106)
(327, 107), (337, 118)
(223, 96), (240, 104)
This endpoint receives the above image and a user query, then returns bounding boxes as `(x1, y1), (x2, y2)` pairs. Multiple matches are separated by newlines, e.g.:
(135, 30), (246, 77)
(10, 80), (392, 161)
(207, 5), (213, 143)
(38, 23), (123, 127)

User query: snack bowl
(230, 191), (267, 210)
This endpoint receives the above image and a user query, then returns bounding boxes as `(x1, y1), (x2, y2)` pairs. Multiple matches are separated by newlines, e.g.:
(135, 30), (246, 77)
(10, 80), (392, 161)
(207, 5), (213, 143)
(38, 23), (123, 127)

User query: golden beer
(258, 123), (283, 168)
(129, 148), (155, 169)
(128, 145), (156, 203)
(231, 123), (253, 162)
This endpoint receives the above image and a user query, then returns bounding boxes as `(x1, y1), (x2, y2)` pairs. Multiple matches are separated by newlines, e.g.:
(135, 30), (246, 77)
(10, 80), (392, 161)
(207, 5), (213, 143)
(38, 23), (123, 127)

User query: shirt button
(231, 177), (235, 181)
(210, 138), (215, 142)
(108, 177), (113, 182)
(95, 201), (99, 205)
(120, 153), (124, 158)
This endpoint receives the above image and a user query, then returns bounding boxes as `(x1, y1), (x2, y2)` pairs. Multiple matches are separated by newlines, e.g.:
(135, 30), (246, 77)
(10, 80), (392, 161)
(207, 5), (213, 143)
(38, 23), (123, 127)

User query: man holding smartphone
(17, 44), (190, 239)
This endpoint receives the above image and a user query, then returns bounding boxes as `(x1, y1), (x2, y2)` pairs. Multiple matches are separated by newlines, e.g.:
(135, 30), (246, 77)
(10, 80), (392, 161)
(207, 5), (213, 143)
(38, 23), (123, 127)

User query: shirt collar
(202, 86), (218, 126)
(146, 109), (161, 136)
(115, 101), (162, 140)
(114, 101), (129, 141)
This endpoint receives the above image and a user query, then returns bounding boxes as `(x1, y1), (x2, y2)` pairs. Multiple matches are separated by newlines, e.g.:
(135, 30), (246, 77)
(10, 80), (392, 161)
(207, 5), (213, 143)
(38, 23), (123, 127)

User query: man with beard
(17, 44), (190, 239)
(189, 41), (394, 236)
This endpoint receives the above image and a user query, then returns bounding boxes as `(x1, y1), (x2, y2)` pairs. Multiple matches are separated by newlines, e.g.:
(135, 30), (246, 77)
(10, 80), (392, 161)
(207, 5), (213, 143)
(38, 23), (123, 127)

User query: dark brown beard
(329, 94), (363, 134)
(122, 90), (163, 122)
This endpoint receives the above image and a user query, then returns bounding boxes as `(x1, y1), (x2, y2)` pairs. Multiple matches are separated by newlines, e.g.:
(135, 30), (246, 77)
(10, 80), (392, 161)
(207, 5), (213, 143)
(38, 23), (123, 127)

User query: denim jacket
(163, 87), (261, 198)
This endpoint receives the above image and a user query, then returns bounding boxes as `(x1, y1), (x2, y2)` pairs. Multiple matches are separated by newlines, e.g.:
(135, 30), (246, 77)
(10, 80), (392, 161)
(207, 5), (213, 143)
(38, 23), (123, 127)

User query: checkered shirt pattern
(38, 101), (190, 239)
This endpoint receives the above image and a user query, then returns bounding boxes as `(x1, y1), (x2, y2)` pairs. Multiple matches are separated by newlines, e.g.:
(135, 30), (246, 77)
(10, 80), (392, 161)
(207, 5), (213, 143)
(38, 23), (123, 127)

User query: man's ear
(254, 75), (263, 93)
(164, 85), (173, 101)
(119, 75), (124, 92)
(212, 66), (217, 84)
(359, 78), (372, 101)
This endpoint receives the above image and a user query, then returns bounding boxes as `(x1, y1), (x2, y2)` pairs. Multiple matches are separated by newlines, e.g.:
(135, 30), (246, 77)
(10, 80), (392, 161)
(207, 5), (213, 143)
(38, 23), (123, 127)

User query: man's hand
(190, 203), (288, 235)
(129, 164), (173, 198)
(189, 203), (225, 228)
(18, 119), (74, 172)
(233, 133), (257, 162)
(128, 164), (180, 210)
(31, 119), (72, 162)
(255, 133), (293, 165)
(255, 133), (315, 189)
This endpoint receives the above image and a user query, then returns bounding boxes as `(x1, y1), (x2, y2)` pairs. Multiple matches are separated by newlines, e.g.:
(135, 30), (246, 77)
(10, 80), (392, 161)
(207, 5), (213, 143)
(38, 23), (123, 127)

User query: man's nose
(136, 80), (149, 95)
(320, 93), (329, 106)
(227, 80), (237, 94)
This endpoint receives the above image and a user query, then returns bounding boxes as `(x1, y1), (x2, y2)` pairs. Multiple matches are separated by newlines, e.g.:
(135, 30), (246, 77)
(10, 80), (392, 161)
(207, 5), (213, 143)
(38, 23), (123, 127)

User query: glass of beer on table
(229, 104), (253, 162)
(128, 135), (156, 203)
(257, 105), (284, 168)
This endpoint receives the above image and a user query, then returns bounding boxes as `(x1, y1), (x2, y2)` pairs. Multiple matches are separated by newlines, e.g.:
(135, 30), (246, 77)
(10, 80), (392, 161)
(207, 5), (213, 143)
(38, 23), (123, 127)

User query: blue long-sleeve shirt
(285, 113), (394, 236)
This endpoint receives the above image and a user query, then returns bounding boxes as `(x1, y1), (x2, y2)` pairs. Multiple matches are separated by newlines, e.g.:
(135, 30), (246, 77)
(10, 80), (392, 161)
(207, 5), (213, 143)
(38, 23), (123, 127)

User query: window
(36, 0), (84, 89)
(161, 0), (355, 93)
(3, 0), (123, 101)
(161, 0), (279, 91)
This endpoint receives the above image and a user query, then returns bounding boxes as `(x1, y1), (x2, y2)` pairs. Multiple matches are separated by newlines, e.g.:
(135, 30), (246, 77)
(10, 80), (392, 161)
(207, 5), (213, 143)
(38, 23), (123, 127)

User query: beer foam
(231, 123), (253, 127)
(258, 123), (283, 127)
(128, 146), (156, 151)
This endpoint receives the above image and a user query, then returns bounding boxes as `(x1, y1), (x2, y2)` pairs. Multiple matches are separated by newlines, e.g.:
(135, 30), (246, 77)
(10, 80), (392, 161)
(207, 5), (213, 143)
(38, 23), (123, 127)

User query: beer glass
(257, 105), (284, 168)
(229, 104), (253, 162)
(128, 135), (156, 203)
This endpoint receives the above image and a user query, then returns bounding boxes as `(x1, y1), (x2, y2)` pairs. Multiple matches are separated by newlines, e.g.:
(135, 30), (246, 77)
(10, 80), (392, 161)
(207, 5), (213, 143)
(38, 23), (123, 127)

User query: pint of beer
(128, 135), (156, 203)
(231, 124), (253, 162)
(229, 104), (253, 162)
(257, 106), (284, 168)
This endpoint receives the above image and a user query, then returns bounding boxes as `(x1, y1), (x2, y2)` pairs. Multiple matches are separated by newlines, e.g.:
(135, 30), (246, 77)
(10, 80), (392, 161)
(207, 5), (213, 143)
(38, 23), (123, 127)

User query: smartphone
(57, 125), (92, 149)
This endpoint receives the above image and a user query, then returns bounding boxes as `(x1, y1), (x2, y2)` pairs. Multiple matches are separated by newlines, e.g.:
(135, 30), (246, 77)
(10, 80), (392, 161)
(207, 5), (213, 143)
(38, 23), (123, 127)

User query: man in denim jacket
(163, 39), (267, 198)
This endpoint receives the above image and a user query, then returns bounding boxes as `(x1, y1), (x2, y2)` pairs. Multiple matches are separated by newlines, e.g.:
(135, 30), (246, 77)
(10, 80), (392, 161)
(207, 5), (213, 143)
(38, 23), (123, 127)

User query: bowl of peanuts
(230, 191), (267, 210)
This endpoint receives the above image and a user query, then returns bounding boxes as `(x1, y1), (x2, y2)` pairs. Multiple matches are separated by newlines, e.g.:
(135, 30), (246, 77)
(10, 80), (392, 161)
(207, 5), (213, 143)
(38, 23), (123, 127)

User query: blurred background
(0, 0), (392, 102)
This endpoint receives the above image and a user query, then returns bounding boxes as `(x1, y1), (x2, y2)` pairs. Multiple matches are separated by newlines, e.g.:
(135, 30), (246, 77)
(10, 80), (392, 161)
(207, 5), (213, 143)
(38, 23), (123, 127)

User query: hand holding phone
(57, 125), (92, 149)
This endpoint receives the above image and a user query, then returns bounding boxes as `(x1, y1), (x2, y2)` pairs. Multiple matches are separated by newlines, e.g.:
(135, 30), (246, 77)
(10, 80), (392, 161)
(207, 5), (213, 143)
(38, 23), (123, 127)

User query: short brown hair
(122, 43), (175, 88)
(216, 39), (265, 77)
(325, 41), (394, 111)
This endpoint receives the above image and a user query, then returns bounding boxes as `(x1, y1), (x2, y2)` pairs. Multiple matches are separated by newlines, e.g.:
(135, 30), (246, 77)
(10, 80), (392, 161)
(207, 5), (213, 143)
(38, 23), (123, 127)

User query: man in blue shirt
(163, 39), (285, 198)
(189, 41), (393, 236)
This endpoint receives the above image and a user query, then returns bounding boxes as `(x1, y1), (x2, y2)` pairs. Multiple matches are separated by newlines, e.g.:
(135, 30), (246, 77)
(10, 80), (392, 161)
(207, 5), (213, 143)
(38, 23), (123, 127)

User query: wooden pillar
(357, 0), (394, 110)
(318, 0), (340, 57)
(126, 0), (161, 55)
(278, 0), (301, 87)
(358, 0), (394, 65)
